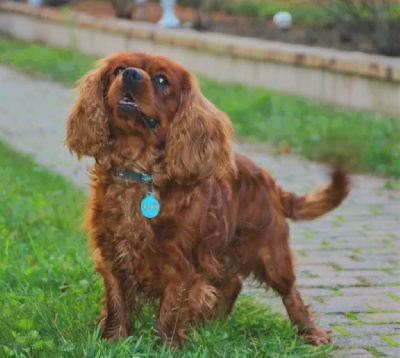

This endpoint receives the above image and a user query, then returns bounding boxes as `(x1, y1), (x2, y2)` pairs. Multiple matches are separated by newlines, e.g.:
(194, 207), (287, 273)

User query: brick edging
(1, 2), (400, 83)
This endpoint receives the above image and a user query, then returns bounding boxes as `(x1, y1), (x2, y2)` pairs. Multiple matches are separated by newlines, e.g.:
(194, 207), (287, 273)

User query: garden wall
(1, 2), (400, 115)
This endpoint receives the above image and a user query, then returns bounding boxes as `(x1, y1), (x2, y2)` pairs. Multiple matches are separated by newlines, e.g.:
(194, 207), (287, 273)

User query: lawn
(1, 35), (398, 178)
(0, 141), (331, 357)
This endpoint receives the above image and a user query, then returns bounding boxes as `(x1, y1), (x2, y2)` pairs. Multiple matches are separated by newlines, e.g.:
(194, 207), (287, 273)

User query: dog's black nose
(123, 68), (143, 84)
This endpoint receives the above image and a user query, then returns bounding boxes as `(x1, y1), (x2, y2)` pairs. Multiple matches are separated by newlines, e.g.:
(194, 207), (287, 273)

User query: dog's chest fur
(91, 178), (218, 297)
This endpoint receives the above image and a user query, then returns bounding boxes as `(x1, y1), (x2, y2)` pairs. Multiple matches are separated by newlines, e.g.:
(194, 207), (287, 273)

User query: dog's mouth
(118, 92), (138, 111)
(117, 92), (159, 131)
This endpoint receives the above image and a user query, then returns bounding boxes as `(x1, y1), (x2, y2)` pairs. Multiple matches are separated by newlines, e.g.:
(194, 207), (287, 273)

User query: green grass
(200, 79), (400, 177)
(0, 35), (95, 86)
(0, 141), (331, 357)
(0, 34), (399, 177)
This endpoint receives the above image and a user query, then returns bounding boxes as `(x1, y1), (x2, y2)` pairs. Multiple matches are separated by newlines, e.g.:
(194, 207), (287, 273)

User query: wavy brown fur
(279, 167), (350, 221)
(65, 52), (349, 347)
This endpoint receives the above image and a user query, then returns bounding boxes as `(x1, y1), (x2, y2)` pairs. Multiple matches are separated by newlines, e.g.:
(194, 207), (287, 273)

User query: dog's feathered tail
(278, 168), (350, 221)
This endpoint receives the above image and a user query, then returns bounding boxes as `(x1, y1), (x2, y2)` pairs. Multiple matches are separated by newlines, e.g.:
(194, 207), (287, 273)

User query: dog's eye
(153, 75), (170, 88)
(114, 66), (126, 76)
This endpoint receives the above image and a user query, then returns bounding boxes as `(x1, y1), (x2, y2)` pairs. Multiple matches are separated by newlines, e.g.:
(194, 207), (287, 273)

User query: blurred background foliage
(72, 0), (400, 56)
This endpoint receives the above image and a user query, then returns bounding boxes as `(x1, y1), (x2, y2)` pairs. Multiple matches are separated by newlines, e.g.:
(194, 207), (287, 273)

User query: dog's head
(66, 52), (235, 183)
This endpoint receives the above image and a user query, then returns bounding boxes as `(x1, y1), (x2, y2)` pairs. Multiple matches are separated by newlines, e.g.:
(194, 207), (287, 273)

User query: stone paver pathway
(1, 65), (399, 357)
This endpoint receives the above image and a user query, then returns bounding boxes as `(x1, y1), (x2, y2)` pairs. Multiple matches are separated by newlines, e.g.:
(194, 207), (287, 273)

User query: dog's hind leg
(213, 276), (242, 319)
(250, 222), (332, 345)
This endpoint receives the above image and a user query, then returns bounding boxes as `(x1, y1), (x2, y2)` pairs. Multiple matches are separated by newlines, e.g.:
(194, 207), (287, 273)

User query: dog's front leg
(96, 258), (135, 341)
(156, 274), (217, 347)
(156, 279), (191, 347)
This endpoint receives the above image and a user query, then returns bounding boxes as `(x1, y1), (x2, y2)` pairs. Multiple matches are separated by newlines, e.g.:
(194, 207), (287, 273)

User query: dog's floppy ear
(165, 74), (235, 184)
(65, 60), (110, 158)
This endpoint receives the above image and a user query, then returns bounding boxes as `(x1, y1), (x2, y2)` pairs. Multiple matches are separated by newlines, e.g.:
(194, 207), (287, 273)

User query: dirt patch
(70, 1), (377, 54)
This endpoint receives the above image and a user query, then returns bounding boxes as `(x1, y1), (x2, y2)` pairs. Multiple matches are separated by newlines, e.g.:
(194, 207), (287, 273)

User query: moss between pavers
(332, 325), (350, 336)
(380, 335), (400, 347)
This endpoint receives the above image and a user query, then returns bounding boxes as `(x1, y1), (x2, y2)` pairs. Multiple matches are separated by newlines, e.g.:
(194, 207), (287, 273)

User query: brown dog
(66, 52), (349, 347)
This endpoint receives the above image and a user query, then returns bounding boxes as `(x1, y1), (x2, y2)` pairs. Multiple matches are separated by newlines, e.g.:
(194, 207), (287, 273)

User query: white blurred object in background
(28, 0), (42, 4)
(273, 11), (292, 30)
(158, 0), (180, 27)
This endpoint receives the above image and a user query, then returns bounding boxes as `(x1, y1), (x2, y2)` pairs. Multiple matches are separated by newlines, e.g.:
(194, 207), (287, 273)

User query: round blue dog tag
(140, 192), (160, 218)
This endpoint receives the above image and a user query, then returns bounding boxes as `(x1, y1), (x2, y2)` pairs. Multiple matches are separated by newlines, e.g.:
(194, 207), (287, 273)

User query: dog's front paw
(301, 325), (332, 346)
(98, 313), (128, 342)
